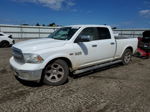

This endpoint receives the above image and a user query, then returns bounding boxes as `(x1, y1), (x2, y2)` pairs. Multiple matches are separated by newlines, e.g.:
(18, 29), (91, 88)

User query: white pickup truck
(10, 25), (138, 86)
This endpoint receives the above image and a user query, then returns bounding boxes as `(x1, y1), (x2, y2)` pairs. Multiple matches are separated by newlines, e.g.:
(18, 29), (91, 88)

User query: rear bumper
(10, 57), (43, 82)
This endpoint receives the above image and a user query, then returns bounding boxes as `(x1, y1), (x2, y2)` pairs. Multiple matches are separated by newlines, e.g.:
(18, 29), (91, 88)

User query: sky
(0, 0), (150, 28)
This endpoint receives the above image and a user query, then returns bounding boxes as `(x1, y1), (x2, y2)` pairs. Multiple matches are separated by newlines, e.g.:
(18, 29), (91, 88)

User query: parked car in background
(10, 25), (138, 86)
(0, 32), (15, 47)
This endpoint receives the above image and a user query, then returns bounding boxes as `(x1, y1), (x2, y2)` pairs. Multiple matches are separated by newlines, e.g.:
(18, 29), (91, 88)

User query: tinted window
(78, 27), (98, 41)
(97, 27), (111, 39)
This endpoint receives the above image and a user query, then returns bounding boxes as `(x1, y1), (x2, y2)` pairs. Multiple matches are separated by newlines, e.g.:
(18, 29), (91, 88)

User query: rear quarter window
(97, 27), (111, 40)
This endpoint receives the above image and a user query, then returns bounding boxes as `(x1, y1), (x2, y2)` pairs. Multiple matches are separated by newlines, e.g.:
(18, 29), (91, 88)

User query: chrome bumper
(10, 65), (42, 82)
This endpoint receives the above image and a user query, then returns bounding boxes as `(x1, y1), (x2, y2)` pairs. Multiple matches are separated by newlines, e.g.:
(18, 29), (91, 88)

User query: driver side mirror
(75, 35), (92, 43)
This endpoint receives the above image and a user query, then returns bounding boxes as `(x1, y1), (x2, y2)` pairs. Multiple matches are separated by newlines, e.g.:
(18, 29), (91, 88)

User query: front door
(73, 27), (100, 68)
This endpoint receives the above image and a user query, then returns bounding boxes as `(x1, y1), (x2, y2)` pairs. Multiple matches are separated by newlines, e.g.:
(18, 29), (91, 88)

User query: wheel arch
(125, 46), (133, 53)
(42, 57), (73, 72)
(40, 57), (73, 83)
(51, 57), (73, 70)
(121, 46), (133, 57)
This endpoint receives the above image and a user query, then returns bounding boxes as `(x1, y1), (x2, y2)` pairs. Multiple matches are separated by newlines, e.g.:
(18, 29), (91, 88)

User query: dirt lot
(0, 48), (150, 112)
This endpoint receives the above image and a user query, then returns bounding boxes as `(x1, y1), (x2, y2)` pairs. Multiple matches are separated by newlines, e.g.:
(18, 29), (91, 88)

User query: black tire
(0, 41), (10, 48)
(43, 59), (69, 86)
(121, 49), (132, 65)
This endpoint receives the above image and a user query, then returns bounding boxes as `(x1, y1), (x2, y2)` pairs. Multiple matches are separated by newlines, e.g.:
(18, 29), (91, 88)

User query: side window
(78, 27), (98, 41)
(97, 27), (111, 40)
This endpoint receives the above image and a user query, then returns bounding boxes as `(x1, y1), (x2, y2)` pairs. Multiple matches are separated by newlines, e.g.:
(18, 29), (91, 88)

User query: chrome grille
(12, 47), (25, 63)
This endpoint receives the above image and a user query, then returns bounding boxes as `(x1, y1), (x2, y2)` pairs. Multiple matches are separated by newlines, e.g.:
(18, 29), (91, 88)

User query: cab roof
(67, 25), (111, 28)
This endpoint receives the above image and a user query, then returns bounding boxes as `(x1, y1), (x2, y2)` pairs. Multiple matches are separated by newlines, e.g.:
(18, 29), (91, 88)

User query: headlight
(23, 53), (44, 63)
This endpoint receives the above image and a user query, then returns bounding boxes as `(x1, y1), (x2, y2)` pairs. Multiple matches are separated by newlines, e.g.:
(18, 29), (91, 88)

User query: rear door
(96, 27), (116, 61)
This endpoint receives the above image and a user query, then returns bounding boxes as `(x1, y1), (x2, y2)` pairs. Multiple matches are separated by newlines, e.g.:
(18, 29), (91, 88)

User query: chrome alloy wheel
(124, 51), (132, 64)
(45, 63), (65, 83)
(122, 49), (132, 65)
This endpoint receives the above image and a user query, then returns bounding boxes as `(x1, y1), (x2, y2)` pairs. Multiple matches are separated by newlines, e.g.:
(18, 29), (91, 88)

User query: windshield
(48, 27), (80, 40)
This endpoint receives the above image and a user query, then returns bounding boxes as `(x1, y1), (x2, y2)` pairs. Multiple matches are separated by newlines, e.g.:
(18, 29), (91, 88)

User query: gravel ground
(0, 48), (150, 112)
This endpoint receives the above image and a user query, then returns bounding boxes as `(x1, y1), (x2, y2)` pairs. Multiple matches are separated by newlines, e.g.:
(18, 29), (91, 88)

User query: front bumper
(10, 57), (43, 82)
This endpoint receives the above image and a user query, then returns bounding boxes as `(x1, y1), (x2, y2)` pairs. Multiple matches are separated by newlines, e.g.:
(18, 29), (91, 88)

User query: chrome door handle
(92, 45), (97, 47)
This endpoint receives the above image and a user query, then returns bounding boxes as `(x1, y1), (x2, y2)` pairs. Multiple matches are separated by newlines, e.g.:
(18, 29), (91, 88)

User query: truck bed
(115, 36), (136, 39)
(115, 37), (138, 58)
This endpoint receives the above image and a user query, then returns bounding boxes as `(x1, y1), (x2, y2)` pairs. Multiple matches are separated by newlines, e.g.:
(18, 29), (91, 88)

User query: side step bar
(73, 60), (122, 75)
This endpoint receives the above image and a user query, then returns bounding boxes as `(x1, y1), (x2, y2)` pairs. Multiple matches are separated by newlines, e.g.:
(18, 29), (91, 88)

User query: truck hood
(13, 38), (67, 52)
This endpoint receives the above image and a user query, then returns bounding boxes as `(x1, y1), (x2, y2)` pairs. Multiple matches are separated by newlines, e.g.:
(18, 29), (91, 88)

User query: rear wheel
(0, 41), (10, 47)
(121, 49), (132, 65)
(43, 59), (69, 86)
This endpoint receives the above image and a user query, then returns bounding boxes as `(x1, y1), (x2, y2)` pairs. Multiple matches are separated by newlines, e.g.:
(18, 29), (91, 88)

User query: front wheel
(43, 59), (69, 86)
(121, 49), (132, 65)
